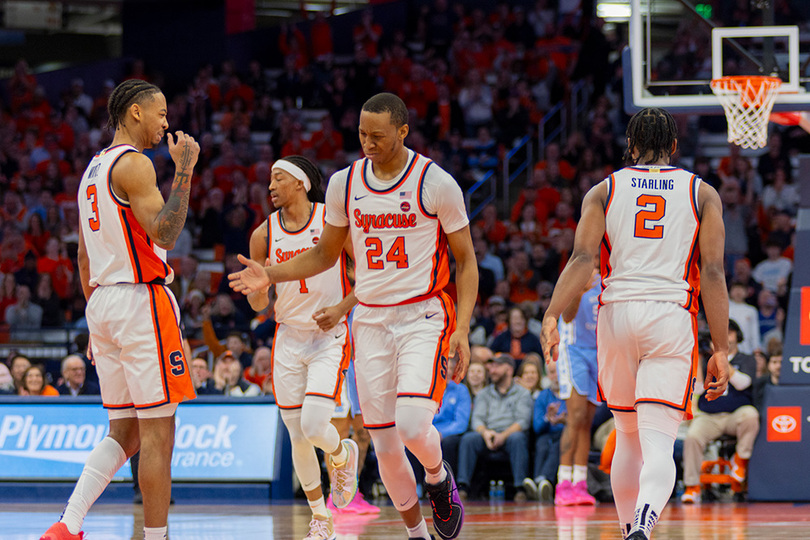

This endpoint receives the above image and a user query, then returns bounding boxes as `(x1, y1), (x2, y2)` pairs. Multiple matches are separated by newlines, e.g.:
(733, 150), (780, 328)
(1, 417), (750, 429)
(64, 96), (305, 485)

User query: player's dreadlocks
(282, 155), (325, 203)
(623, 108), (678, 165)
(106, 79), (161, 131)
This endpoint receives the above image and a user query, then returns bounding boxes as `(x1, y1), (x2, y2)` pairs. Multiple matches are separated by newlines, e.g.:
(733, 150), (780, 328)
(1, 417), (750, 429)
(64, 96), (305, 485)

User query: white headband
(272, 159), (311, 192)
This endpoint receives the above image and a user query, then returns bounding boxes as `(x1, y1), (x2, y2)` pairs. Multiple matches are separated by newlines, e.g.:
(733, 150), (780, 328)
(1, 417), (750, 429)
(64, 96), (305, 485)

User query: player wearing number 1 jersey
(42, 79), (199, 540)
(230, 93), (478, 540)
(246, 155), (359, 540)
(541, 108), (729, 540)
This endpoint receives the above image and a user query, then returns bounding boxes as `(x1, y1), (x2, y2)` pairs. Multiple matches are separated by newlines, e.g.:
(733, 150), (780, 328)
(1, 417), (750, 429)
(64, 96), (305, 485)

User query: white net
(710, 76), (782, 150)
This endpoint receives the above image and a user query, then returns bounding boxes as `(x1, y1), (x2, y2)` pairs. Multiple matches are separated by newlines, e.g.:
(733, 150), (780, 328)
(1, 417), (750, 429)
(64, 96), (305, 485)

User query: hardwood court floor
(5, 501), (810, 539)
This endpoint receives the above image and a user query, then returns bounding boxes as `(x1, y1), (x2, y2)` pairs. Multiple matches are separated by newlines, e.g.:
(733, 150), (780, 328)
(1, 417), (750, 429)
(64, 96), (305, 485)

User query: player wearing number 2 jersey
(541, 108), (729, 540)
(246, 155), (358, 540)
(230, 93), (478, 540)
(42, 79), (199, 540)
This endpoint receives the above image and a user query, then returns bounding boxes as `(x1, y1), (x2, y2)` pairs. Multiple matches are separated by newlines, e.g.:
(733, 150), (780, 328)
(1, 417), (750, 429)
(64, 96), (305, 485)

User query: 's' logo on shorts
(169, 351), (186, 376)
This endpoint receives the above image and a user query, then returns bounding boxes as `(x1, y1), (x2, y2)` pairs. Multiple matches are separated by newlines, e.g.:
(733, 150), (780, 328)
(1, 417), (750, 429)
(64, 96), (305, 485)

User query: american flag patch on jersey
(400, 191), (411, 198)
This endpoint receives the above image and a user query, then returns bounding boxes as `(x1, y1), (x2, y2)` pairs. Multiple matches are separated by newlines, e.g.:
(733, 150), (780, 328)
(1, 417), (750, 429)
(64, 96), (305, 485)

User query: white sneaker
(539, 478), (554, 502)
(522, 477), (539, 500)
(329, 439), (359, 509)
(303, 513), (335, 540)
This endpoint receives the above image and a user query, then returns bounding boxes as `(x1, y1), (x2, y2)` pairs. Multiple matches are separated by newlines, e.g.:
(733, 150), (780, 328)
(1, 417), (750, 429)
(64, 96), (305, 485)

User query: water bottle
(489, 480), (497, 500)
(496, 479), (505, 501)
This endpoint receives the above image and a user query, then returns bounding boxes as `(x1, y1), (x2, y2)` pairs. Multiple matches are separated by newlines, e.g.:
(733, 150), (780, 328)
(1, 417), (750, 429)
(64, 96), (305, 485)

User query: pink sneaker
(554, 480), (575, 506)
(345, 492), (380, 514)
(572, 480), (595, 506)
(41, 522), (85, 540)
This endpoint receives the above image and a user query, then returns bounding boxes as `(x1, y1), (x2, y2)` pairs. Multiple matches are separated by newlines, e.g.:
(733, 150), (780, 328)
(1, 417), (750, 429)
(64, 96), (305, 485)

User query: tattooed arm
(113, 132), (200, 249)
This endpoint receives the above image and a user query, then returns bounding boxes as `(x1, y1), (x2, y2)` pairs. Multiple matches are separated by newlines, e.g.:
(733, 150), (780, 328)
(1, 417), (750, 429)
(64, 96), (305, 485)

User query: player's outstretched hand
(448, 330), (470, 383)
(704, 350), (730, 401)
(229, 254), (271, 294)
(540, 317), (560, 365)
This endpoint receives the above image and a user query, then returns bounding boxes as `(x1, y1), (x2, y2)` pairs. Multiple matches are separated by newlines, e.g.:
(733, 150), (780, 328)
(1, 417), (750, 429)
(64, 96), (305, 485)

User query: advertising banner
(0, 399), (279, 481)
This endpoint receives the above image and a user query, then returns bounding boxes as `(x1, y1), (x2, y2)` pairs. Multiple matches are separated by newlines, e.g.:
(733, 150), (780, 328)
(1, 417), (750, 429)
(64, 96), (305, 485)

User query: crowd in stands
(0, 0), (801, 503)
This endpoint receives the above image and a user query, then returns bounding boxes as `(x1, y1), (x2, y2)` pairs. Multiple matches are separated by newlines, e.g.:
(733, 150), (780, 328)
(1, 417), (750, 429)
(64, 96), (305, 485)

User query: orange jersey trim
(147, 284), (196, 406)
(364, 422), (396, 430)
(360, 153), (419, 194)
(396, 291), (455, 404)
(416, 160), (436, 219)
(681, 176), (701, 313)
(305, 320), (352, 405)
(276, 203), (318, 235)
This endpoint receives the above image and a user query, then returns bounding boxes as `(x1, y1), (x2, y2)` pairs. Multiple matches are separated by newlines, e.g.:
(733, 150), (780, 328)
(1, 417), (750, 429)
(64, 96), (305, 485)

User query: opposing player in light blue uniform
(554, 270), (600, 506)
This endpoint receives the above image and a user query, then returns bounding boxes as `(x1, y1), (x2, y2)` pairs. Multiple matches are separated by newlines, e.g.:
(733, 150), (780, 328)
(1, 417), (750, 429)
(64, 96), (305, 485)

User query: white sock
(308, 495), (329, 517)
(573, 465), (588, 485)
(144, 525), (167, 540)
(557, 465), (573, 483)
(424, 462), (447, 485)
(331, 441), (348, 468)
(61, 437), (127, 534)
(406, 518), (431, 540)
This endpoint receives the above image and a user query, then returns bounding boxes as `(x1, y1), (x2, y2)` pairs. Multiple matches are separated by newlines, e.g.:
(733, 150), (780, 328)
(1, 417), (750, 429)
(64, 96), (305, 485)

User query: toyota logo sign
(772, 414), (797, 434)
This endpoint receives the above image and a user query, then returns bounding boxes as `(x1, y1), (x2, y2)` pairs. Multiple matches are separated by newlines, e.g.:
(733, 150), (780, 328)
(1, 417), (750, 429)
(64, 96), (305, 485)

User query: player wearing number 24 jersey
(229, 93), (478, 540)
(541, 108), (729, 540)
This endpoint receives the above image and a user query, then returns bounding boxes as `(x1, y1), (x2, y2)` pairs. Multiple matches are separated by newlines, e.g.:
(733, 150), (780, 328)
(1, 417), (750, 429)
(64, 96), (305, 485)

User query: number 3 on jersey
(634, 194), (665, 239)
(86, 184), (100, 231)
(365, 236), (409, 269)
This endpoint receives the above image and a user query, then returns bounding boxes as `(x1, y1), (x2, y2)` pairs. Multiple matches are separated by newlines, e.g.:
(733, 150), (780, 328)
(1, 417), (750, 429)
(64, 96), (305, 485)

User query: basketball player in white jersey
(246, 154), (358, 540)
(42, 80), (199, 540)
(540, 108), (730, 540)
(230, 93), (477, 540)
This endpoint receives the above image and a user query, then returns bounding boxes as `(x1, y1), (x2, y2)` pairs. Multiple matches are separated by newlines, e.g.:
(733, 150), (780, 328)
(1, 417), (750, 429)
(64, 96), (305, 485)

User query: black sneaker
(424, 461), (464, 540)
(626, 532), (648, 540)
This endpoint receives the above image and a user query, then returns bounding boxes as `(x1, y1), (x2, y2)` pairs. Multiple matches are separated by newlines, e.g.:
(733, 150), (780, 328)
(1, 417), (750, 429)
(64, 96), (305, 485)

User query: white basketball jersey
(78, 144), (173, 287)
(600, 165), (701, 313)
(268, 202), (350, 330)
(345, 153), (450, 306)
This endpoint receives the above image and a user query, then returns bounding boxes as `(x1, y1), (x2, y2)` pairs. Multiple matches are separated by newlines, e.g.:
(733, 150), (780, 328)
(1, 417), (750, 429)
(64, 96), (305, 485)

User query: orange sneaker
(41, 522), (85, 540)
(680, 485), (701, 504)
(730, 453), (748, 484)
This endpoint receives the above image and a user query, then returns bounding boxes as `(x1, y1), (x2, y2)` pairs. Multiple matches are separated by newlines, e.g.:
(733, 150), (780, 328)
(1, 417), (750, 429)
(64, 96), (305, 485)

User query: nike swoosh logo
(334, 331), (346, 339)
(354, 195), (368, 200)
(426, 313), (439, 319)
(275, 238), (284, 242)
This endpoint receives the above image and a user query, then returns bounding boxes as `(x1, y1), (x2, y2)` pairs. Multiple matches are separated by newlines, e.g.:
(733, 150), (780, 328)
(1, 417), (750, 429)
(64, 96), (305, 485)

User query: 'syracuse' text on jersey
(268, 202), (350, 330)
(325, 149), (469, 306)
(78, 144), (173, 287)
(600, 165), (701, 312)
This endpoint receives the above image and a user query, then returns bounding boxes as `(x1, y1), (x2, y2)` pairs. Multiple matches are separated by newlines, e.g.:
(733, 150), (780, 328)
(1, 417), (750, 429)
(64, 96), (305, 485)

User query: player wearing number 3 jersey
(230, 93), (478, 540)
(43, 79), (198, 540)
(541, 108), (730, 540)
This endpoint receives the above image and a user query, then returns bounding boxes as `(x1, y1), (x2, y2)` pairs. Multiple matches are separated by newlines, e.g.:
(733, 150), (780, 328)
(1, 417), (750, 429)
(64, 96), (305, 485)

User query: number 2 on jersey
(86, 184), (100, 231)
(365, 236), (409, 269)
(634, 194), (665, 239)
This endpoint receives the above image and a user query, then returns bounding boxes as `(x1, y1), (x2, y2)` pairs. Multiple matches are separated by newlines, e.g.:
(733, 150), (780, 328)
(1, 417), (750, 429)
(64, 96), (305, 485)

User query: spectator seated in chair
(681, 320), (759, 503)
(456, 353), (534, 502)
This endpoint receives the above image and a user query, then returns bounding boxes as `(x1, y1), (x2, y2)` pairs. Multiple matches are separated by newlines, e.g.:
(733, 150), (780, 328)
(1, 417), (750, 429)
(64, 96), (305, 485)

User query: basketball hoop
(710, 75), (782, 149)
